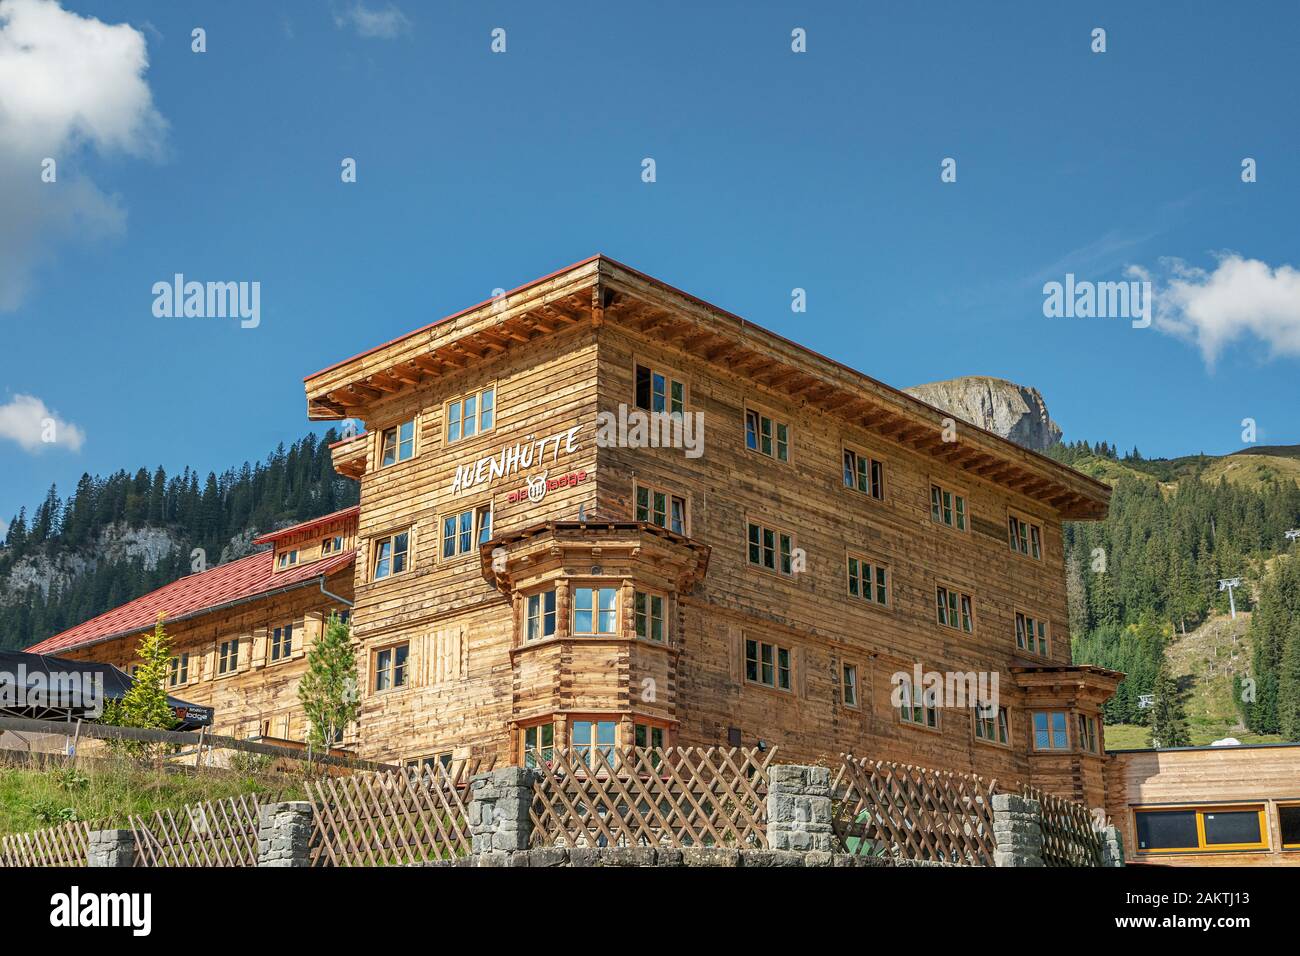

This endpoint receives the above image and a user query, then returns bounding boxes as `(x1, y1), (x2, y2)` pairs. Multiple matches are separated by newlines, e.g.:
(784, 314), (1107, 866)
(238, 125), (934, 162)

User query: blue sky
(3, 0), (1299, 527)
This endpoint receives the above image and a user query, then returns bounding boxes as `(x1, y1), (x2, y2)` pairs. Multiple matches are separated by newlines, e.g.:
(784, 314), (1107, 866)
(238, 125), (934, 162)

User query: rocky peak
(903, 376), (1062, 452)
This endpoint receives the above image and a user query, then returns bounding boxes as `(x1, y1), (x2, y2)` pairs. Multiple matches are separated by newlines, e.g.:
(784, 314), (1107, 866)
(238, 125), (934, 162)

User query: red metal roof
(25, 548), (355, 656)
(252, 505), (360, 545)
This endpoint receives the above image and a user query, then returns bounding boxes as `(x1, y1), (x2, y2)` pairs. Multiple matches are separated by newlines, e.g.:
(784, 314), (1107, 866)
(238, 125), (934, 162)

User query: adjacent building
(26, 508), (358, 743)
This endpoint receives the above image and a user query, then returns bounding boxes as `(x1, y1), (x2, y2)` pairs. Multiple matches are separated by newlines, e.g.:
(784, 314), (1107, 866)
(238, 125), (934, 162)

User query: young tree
(1277, 621), (1300, 742)
(298, 612), (360, 755)
(1149, 652), (1190, 748)
(102, 614), (178, 758)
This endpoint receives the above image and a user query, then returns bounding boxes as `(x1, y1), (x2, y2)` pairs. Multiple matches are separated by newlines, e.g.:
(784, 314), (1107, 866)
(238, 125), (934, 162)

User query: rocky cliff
(903, 376), (1062, 452)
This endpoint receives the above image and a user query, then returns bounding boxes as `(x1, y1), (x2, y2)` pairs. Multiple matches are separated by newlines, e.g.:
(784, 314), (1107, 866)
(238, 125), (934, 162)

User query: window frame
(744, 637), (793, 692)
(570, 717), (618, 770)
(632, 359), (688, 418)
(972, 704), (1010, 748)
(841, 445), (885, 501)
(269, 622), (294, 663)
(1007, 509), (1044, 561)
(1278, 804), (1300, 850)
(929, 481), (969, 533)
(1077, 713), (1099, 753)
(897, 677), (940, 731)
(846, 552), (890, 607)
(1133, 805), (1270, 854)
(1030, 710), (1071, 751)
(1014, 609), (1051, 658)
(935, 583), (975, 634)
(634, 589), (668, 643)
(168, 652), (190, 688)
(524, 589), (557, 643)
(443, 383), (497, 446)
(841, 663), (860, 709)
(743, 404), (791, 464)
(571, 584), (619, 636)
(521, 720), (556, 769)
(217, 638), (240, 676)
(372, 641), (411, 694)
(321, 534), (345, 556)
(746, 519), (796, 576)
(439, 503), (492, 561)
(633, 481), (689, 536)
(371, 527), (413, 581)
(378, 416), (418, 468)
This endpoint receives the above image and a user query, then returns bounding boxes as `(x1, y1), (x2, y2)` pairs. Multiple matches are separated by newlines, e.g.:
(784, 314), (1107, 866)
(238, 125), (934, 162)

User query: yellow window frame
(1134, 805), (1269, 854)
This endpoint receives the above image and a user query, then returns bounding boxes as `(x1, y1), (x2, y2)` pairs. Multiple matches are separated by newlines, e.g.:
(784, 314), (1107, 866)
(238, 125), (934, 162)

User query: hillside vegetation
(0, 431), (358, 652)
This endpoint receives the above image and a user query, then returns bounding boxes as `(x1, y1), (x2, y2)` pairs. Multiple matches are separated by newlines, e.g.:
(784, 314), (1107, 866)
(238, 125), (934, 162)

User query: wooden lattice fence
(831, 755), (998, 865)
(529, 746), (774, 849)
(1021, 784), (1104, 867)
(0, 819), (91, 867)
(307, 757), (489, 866)
(129, 793), (268, 866)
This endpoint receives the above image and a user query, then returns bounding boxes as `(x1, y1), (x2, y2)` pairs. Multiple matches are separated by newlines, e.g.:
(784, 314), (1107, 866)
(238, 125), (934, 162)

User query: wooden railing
(831, 755), (998, 865)
(1022, 783), (1105, 867)
(528, 746), (774, 849)
(129, 794), (268, 866)
(0, 819), (91, 867)
(306, 756), (490, 866)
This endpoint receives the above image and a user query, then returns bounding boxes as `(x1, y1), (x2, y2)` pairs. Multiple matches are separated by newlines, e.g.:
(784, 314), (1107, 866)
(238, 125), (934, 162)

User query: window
(1280, 805), (1300, 849)
(898, 679), (939, 729)
(744, 639), (791, 690)
(1008, 514), (1043, 560)
(635, 591), (665, 642)
(842, 664), (858, 707)
(974, 705), (1009, 745)
(277, 550), (298, 569)
(573, 587), (618, 635)
(571, 719), (616, 769)
(523, 723), (555, 769)
(747, 522), (793, 574)
(847, 556), (889, 606)
(374, 643), (409, 692)
(634, 363), (685, 416)
(634, 722), (666, 767)
(218, 639), (239, 675)
(1135, 807), (1268, 853)
(635, 484), (688, 535)
(442, 505), (492, 558)
(270, 623), (294, 662)
(380, 419), (416, 466)
(930, 483), (967, 531)
(168, 653), (189, 687)
(1077, 713), (1099, 753)
(446, 386), (495, 443)
(936, 586), (974, 633)
(745, 408), (789, 462)
(406, 753), (453, 773)
(373, 530), (410, 580)
(634, 723), (665, 749)
(526, 591), (556, 641)
(1031, 711), (1069, 751)
(321, 535), (345, 555)
(842, 449), (884, 500)
(1015, 611), (1049, 657)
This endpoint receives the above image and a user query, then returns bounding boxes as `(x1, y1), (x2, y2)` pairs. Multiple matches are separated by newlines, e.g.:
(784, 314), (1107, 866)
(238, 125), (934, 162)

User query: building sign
(508, 469), (590, 505)
(450, 425), (584, 495)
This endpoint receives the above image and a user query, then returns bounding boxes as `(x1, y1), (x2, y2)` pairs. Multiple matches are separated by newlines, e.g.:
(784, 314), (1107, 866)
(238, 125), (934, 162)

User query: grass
(0, 755), (305, 836)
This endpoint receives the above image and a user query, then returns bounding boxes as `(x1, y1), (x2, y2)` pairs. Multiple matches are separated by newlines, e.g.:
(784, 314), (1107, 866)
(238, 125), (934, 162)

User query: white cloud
(334, 2), (410, 39)
(1132, 254), (1300, 369)
(0, 394), (85, 452)
(0, 0), (165, 311)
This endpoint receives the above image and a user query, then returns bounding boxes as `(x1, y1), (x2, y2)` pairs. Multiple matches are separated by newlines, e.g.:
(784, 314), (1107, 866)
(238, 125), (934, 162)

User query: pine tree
(1149, 652), (1190, 748)
(102, 615), (177, 759)
(297, 612), (360, 754)
(1277, 620), (1300, 741)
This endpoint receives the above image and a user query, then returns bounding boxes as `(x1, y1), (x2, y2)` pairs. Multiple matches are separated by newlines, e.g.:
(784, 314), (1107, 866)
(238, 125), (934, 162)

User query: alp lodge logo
(508, 468), (591, 505)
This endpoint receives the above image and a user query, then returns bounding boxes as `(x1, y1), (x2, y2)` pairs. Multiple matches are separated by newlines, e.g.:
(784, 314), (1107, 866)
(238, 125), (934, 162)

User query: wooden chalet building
(305, 254), (1121, 805)
(26, 508), (358, 744)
